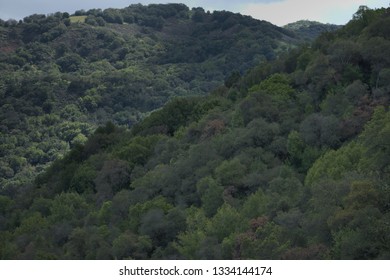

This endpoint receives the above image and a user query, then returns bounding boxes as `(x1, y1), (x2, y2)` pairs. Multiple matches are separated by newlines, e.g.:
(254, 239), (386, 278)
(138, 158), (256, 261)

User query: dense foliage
(1, 5), (389, 260)
(0, 4), (312, 187)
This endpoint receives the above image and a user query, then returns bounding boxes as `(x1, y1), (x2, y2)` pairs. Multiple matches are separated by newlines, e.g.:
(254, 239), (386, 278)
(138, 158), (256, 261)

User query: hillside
(284, 20), (341, 41)
(1, 5), (389, 260)
(0, 4), (314, 188)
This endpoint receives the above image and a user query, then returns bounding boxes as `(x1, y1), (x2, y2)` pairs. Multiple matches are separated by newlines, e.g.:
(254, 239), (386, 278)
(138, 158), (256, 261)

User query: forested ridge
(0, 5), (389, 259)
(0, 3), (338, 187)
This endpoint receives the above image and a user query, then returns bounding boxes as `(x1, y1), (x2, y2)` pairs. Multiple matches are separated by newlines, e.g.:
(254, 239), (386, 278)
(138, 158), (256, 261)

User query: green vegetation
(0, 5), (389, 260)
(0, 4), (311, 187)
(284, 20), (341, 41)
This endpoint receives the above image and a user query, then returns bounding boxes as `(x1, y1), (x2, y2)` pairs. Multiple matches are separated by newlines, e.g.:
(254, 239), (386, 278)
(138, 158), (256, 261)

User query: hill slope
(284, 20), (341, 41)
(2, 5), (389, 260)
(0, 4), (312, 187)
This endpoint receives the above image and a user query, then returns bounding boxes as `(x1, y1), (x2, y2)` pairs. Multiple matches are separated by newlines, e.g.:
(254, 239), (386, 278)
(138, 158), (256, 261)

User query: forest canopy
(0, 5), (389, 260)
(0, 3), (337, 187)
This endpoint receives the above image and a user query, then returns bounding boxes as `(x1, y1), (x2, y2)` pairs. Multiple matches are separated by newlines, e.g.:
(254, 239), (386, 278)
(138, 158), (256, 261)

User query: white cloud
(240, 0), (389, 26)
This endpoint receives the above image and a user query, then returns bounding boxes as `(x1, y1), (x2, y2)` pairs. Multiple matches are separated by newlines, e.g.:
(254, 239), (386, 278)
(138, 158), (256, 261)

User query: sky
(0, 0), (388, 26)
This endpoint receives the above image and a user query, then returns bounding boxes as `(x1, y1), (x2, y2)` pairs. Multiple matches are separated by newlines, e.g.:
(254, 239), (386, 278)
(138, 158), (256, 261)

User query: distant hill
(284, 20), (341, 41)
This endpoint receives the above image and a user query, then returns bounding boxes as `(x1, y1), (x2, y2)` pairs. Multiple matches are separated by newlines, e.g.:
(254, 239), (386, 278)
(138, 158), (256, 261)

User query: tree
(234, 219), (290, 259)
(128, 196), (173, 231)
(305, 141), (364, 186)
(70, 163), (96, 193)
(138, 207), (186, 247)
(192, 8), (205, 22)
(49, 192), (89, 224)
(94, 159), (131, 203)
(112, 232), (152, 259)
(241, 189), (267, 219)
(215, 158), (246, 186)
(359, 107), (390, 178)
(300, 113), (341, 148)
(206, 204), (243, 242)
(344, 80), (369, 105)
(224, 71), (241, 88)
(196, 177), (224, 217)
(115, 143), (151, 167)
(246, 118), (280, 147)
(287, 130), (305, 166)
(56, 53), (83, 72)
(64, 227), (88, 259)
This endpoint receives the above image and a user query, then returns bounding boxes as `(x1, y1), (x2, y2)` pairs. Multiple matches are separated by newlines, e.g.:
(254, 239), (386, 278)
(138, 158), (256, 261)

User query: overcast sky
(0, 0), (388, 26)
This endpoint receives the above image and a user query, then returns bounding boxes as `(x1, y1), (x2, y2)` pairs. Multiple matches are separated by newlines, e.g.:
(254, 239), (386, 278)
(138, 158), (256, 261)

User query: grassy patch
(69, 16), (87, 23)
